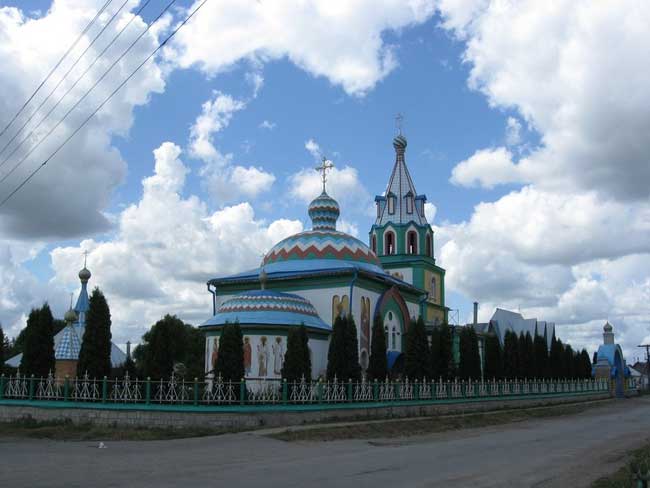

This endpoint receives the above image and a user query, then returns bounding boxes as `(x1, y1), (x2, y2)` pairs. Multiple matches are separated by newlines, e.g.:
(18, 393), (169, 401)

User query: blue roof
(54, 325), (82, 360)
(201, 290), (331, 332)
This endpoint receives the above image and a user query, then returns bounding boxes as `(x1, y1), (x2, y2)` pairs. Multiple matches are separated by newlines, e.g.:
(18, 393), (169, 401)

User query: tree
(564, 344), (575, 379)
(134, 314), (204, 379)
(367, 313), (387, 380)
(432, 323), (453, 380)
(533, 330), (548, 379)
(549, 333), (565, 379)
(327, 315), (347, 380)
(214, 323), (244, 382)
(20, 305), (55, 377)
(282, 324), (312, 382)
(579, 349), (593, 378)
(77, 288), (112, 379)
(344, 315), (362, 381)
(0, 323), (4, 375)
(518, 332), (535, 379)
(405, 316), (431, 380)
(503, 330), (520, 379)
(458, 326), (481, 380)
(484, 333), (502, 380)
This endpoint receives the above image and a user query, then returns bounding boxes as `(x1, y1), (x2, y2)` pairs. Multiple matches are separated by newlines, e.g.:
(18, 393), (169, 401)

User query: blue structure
(593, 322), (630, 397)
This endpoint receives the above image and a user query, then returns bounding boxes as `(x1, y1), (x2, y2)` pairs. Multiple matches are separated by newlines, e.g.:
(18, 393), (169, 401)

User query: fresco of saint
(243, 337), (252, 374)
(211, 337), (219, 372)
(258, 336), (269, 376)
(272, 337), (284, 375)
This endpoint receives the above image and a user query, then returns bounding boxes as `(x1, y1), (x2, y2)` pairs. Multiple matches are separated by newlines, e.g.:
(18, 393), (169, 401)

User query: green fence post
(102, 376), (108, 403)
(64, 376), (70, 401)
(373, 379), (379, 401)
(414, 380), (420, 401)
(193, 377), (199, 406)
(394, 380), (399, 401)
(0, 374), (5, 400)
(240, 378), (246, 405)
(29, 375), (35, 400)
(317, 379), (323, 404)
(145, 377), (151, 404)
(282, 379), (288, 404)
(347, 379), (353, 402)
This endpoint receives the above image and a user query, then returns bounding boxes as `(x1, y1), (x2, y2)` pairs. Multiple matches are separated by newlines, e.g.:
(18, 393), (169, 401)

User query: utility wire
(0, 0), (210, 208)
(0, 0), (114, 141)
(0, 0), (173, 186)
(0, 0), (133, 165)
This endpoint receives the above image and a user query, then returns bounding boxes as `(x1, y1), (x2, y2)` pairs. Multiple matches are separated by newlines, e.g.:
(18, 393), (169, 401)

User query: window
(385, 231), (395, 255)
(407, 230), (417, 254)
(371, 234), (377, 253)
(392, 327), (396, 349)
(425, 234), (432, 257)
(388, 194), (395, 214)
(376, 202), (381, 218)
(406, 194), (413, 214)
(431, 277), (436, 301)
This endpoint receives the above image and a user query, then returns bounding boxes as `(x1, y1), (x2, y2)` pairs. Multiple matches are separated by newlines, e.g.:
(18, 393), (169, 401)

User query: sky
(0, 0), (648, 363)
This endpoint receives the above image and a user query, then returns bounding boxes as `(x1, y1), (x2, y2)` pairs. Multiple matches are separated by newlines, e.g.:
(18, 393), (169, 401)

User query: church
(200, 133), (448, 379)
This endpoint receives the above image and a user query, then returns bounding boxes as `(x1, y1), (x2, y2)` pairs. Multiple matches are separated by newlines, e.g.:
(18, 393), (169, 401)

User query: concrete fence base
(0, 392), (610, 431)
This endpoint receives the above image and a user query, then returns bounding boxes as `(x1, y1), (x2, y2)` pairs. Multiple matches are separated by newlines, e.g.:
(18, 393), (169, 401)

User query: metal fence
(0, 371), (618, 408)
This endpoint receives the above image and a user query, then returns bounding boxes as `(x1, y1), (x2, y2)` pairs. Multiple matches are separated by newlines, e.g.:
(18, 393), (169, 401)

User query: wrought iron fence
(0, 370), (617, 408)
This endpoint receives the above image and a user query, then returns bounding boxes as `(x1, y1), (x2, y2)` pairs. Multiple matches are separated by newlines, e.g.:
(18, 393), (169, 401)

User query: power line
(0, 0), (211, 208)
(0, 0), (171, 187)
(0, 0), (114, 141)
(0, 0), (133, 166)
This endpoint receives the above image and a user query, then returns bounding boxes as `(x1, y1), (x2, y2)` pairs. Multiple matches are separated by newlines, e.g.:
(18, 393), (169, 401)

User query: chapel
(200, 133), (447, 379)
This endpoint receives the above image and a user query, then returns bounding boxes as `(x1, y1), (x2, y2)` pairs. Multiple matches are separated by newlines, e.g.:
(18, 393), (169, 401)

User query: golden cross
(315, 156), (334, 193)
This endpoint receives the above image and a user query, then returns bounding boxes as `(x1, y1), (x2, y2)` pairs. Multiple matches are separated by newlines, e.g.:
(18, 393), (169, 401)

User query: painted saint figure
(272, 337), (284, 375)
(211, 337), (219, 372)
(258, 336), (269, 377)
(243, 337), (252, 374)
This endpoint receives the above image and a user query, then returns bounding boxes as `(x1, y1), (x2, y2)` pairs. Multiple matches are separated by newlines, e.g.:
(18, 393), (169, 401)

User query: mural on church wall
(211, 337), (219, 372)
(243, 336), (252, 375)
(272, 336), (284, 375)
(332, 294), (350, 322)
(257, 336), (269, 376)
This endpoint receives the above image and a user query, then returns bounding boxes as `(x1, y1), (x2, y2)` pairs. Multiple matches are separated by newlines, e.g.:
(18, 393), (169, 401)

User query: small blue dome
(201, 290), (331, 332)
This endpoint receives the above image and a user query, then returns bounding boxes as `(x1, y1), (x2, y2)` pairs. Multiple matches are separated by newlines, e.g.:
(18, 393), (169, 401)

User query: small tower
(74, 252), (91, 328)
(54, 296), (81, 382)
(369, 129), (447, 325)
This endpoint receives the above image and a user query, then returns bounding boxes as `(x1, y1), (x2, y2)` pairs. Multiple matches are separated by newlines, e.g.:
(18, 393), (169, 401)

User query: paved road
(2, 397), (650, 487)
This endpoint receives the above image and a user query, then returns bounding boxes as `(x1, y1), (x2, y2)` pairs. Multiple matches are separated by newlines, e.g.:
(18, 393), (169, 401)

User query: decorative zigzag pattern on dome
(218, 293), (318, 316)
(263, 231), (380, 266)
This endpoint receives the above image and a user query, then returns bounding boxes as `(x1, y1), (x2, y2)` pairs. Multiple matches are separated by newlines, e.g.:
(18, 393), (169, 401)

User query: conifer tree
(405, 316), (431, 380)
(564, 344), (575, 379)
(77, 288), (112, 379)
(368, 313), (388, 380)
(522, 332), (535, 378)
(549, 333), (564, 379)
(282, 324), (312, 382)
(0, 323), (4, 375)
(20, 305), (55, 377)
(533, 329), (548, 379)
(458, 327), (481, 380)
(345, 315), (362, 381)
(432, 323), (453, 380)
(484, 333), (502, 380)
(214, 323), (244, 382)
(327, 316), (347, 380)
(503, 330), (520, 378)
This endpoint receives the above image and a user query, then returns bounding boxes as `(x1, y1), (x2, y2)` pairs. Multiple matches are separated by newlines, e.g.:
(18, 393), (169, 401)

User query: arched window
(387, 194), (395, 214)
(430, 277), (436, 302)
(406, 194), (413, 214)
(385, 231), (395, 255)
(371, 234), (377, 253)
(407, 230), (417, 254)
(425, 234), (432, 257)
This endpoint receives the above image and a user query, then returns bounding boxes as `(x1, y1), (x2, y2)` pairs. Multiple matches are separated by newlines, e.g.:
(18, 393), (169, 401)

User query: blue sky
(1, 1), (648, 361)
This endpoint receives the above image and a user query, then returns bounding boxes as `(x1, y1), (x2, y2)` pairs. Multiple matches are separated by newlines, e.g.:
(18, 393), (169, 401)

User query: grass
(0, 417), (226, 441)
(592, 442), (650, 487)
(269, 401), (606, 442)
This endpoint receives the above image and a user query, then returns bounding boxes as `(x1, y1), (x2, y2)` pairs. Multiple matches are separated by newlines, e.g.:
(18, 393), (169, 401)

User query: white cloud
(0, 1), (165, 240)
(49, 142), (301, 343)
(424, 202), (437, 224)
(505, 116), (522, 146)
(166, 0), (436, 96)
(450, 147), (525, 189)
(258, 120), (276, 130)
(305, 138), (322, 160)
(439, 0), (650, 200)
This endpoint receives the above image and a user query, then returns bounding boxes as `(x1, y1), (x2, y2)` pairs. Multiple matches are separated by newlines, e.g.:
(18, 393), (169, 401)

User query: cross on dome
(395, 112), (404, 135)
(315, 157), (334, 193)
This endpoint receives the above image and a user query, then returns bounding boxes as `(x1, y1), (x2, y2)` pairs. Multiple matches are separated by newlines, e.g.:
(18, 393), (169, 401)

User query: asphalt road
(2, 397), (650, 487)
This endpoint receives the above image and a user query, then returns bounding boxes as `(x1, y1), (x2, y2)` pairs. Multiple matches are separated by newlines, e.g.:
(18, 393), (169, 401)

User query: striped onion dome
(308, 191), (340, 230)
(203, 290), (330, 331)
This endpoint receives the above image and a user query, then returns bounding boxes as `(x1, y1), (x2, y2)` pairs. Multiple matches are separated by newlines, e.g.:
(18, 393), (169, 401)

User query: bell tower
(369, 131), (448, 325)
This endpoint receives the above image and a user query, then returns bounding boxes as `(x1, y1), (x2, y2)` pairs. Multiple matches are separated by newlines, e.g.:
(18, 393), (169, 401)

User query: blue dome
(201, 290), (330, 331)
